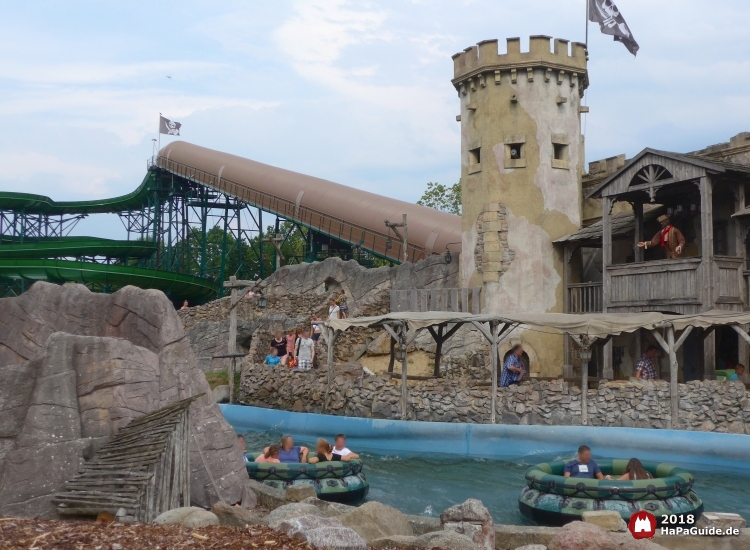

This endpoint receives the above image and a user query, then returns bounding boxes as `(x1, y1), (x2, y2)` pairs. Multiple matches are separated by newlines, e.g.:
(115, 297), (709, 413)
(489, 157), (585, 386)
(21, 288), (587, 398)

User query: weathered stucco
(453, 37), (587, 375)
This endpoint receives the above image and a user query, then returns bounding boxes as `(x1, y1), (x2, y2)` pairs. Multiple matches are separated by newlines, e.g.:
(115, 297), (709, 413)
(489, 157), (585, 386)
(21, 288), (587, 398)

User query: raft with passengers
(244, 435), (369, 504)
(519, 447), (703, 526)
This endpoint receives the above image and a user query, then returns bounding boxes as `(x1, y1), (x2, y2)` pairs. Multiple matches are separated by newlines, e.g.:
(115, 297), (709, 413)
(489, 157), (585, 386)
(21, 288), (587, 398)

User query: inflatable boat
(244, 454), (369, 504)
(519, 459), (703, 526)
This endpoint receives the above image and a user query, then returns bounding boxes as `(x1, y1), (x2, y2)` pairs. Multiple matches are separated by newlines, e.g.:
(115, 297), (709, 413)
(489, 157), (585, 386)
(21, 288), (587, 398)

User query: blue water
(242, 429), (750, 525)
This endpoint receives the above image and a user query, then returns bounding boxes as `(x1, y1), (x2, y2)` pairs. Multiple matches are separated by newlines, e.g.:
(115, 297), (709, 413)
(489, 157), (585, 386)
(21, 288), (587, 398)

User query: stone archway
(500, 338), (540, 376)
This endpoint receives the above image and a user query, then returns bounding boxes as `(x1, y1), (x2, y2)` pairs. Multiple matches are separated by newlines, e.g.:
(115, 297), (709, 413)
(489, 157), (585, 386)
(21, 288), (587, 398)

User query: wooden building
(557, 146), (750, 381)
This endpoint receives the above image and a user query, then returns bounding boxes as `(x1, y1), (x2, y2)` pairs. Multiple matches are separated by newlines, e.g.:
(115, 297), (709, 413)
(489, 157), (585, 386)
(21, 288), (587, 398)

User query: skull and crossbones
(167, 121), (179, 135)
(594, 0), (631, 38)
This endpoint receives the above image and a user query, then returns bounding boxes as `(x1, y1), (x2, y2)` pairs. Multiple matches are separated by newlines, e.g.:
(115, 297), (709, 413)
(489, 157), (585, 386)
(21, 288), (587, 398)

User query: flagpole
(585, 0), (589, 49)
(157, 113), (161, 160)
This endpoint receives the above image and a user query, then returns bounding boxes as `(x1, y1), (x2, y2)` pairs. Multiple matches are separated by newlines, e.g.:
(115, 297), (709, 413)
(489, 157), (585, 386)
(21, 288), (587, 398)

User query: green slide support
(0, 237), (158, 260)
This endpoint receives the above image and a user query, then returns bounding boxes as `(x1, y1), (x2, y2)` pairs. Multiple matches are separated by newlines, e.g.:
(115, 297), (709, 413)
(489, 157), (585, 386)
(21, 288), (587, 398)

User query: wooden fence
(389, 287), (482, 314)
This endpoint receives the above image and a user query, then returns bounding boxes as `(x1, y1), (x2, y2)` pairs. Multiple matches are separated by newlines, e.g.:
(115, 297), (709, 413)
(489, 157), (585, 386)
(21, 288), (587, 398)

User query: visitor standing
(180, 300), (189, 310)
(272, 330), (288, 365)
(295, 328), (315, 371)
(286, 329), (297, 364)
(635, 345), (659, 380)
(264, 346), (281, 367)
(500, 344), (525, 387)
(336, 289), (349, 318)
(328, 299), (340, 321)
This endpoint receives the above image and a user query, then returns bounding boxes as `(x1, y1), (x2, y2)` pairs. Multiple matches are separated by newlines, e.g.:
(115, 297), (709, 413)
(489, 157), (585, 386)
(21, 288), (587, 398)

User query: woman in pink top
(255, 444), (281, 463)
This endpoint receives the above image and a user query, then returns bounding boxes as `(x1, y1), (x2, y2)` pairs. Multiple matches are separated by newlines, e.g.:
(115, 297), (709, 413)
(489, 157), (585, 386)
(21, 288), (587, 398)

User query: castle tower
(453, 36), (588, 376)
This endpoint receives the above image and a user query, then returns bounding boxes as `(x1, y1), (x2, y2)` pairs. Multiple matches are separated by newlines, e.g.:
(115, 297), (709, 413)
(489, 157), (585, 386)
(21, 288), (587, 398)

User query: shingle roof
(555, 205), (663, 245)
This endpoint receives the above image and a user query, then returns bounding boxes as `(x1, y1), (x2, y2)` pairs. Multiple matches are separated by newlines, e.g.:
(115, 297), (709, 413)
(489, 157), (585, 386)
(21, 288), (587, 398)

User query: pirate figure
(637, 214), (686, 259)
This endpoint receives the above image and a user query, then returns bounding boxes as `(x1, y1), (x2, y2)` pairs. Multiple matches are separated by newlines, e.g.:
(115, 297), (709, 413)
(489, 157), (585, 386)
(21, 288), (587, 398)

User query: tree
(417, 180), (462, 215)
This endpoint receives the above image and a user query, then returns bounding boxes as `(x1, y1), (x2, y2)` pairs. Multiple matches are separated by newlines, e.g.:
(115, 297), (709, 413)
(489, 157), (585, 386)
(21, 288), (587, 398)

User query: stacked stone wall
(240, 363), (750, 433)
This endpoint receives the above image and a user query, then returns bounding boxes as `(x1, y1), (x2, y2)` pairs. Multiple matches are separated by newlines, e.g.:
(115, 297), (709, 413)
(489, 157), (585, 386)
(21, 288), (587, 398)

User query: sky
(1, 0), (749, 238)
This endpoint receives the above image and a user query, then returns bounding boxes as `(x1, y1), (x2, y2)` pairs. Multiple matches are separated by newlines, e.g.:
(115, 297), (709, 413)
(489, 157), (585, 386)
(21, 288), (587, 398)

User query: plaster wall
(455, 38), (586, 375)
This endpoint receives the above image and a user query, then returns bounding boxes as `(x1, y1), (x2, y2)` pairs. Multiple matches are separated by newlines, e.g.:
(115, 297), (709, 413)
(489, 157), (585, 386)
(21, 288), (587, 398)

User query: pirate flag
(588, 0), (639, 56)
(159, 115), (182, 136)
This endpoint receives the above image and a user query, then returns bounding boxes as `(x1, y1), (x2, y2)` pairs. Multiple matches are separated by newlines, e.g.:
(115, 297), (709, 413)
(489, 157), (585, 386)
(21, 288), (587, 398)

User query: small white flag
(159, 115), (182, 136)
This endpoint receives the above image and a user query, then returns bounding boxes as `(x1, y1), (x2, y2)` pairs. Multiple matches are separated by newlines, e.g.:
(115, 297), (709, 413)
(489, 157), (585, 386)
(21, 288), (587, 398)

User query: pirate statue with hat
(637, 215), (686, 259)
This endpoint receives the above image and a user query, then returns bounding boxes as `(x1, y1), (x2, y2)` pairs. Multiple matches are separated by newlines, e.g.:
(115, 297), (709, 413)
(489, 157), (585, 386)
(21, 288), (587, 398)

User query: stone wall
(240, 363), (750, 433)
(178, 256), (491, 374)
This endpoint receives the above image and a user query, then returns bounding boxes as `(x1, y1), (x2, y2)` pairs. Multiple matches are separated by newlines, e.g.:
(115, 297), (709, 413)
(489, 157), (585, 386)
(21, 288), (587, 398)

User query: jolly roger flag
(159, 115), (182, 136)
(588, 0), (639, 56)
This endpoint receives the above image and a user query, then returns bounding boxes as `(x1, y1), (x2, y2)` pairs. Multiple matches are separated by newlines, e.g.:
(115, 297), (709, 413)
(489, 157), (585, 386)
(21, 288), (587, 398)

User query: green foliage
(417, 180), (462, 215)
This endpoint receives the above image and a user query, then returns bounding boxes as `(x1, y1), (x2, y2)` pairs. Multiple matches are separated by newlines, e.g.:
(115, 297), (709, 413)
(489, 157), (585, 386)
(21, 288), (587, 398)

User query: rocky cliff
(0, 282), (248, 518)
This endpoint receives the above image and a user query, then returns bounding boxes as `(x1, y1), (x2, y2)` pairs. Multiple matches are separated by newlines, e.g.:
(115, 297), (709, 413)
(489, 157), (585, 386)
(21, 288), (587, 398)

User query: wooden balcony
(567, 282), (603, 313)
(606, 257), (744, 313)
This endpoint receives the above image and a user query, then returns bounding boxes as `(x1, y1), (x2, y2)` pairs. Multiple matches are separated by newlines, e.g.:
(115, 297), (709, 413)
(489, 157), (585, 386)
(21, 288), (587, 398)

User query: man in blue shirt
(500, 344), (526, 387)
(564, 445), (604, 479)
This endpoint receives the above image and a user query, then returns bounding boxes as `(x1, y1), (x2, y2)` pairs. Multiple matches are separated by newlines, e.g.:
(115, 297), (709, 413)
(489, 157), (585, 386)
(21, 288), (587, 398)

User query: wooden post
(634, 200), (644, 262)
(581, 354), (589, 426)
(667, 326), (679, 428)
(388, 334), (396, 373)
(433, 324), (444, 377)
(602, 197), (613, 313)
(490, 320), (499, 424)
(324, 327), (338, 413)
(401, 327), (408, 420)
(228, 277), (238, 404)
(402, 214), (408, 264)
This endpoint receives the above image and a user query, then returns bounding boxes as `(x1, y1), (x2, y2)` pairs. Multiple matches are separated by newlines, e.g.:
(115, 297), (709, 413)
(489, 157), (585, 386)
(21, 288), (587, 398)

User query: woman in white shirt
(328, 299), (340, 320)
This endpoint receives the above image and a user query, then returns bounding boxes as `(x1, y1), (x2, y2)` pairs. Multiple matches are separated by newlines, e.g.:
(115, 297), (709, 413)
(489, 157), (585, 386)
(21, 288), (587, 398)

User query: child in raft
(307, 438), (356, 463)
(255, 444), (281, 463)
(605, 458), (653, 480)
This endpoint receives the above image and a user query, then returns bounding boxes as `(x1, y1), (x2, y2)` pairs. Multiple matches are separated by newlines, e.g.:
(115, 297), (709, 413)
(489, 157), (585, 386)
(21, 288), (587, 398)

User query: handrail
(155, 155), (428, 265)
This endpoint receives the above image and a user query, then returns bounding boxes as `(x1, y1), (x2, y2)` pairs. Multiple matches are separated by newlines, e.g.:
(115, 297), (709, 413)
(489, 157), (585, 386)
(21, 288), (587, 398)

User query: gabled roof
(554, 204), (663, 245)
(586, 148), (750, 200)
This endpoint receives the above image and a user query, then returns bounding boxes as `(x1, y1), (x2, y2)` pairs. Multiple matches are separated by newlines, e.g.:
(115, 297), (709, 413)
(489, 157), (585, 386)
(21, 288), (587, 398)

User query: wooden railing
(567, 282), (603, 313)
(390, 287), (482, 314)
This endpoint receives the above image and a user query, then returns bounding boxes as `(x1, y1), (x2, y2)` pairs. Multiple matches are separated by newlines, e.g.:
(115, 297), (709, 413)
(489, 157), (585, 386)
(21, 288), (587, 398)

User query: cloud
(0, 152), (116, 197)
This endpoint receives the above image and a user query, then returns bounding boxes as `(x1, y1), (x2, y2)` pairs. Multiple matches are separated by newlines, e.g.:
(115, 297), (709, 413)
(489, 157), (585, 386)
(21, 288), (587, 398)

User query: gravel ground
(0, 518), (312, 550)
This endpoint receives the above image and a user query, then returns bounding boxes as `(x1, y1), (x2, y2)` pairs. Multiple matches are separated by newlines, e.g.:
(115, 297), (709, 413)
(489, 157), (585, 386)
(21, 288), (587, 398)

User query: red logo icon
(628, 511), (656, 539)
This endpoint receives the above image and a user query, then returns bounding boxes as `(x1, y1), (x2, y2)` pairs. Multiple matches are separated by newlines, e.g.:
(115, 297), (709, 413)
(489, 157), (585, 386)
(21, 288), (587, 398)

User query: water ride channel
(225, 405), (750, 526)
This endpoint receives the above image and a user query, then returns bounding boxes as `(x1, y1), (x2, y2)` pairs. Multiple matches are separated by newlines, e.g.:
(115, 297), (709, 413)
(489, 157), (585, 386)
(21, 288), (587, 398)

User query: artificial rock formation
(0, 282), (248, 518)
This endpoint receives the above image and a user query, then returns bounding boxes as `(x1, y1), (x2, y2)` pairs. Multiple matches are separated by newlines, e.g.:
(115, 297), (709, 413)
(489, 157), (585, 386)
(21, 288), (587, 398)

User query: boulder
(302, 496), (355, 517)
(416, 530), (481, 550)
(581, 511), (627, 532)
(210, 502), (262, 526)
(277, 514), (345, 537)
(154, 507), (219, 527)
(186, 319), (254, 372)
(0, 283), (248, 518)
(370, 535), (420, 548)
(514, 546), (547, 550)
(213, 385), (230, 403)
(697, 512), (746, 529)
(440, 499), (494, 550)
(549, 522), (667, 550)
(340, 501), (413, 541)
(286, 484), (317, 502)
(266, 502), (323, 529)
(303, 526), (367, 550)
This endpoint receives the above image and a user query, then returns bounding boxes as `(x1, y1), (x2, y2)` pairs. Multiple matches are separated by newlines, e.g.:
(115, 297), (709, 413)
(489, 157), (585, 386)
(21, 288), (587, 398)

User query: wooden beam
(228, 277), (238, 404)
(649, 329), (670, 355)
(731, 324), (750, 347)
(323, 327), (339, 413)
(667, 326), (679, 429)
(674, 326), (694, 352)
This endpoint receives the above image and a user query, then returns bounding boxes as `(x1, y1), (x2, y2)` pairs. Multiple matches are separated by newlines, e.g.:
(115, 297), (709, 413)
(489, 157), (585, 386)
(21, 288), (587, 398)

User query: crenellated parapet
(452, 36), (588, 95)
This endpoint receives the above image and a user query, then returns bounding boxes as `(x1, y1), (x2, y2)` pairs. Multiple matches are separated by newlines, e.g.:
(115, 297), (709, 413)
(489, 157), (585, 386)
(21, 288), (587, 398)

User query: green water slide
(0, 237), (158, 260)
(0, 171), (156, 214)
(0, 259), (218, 302)
(0, 172), (220, 302)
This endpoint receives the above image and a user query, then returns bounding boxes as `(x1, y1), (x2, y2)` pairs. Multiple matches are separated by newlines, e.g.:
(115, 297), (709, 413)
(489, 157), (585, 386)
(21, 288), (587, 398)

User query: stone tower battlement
(452, 36), (588, 94)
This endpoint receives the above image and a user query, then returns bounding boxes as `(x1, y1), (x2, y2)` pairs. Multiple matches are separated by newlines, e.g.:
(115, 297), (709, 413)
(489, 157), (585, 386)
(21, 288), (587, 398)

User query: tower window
(469, 147), (481, 174)
(551, 134), (570, 170)
(504, 134), (526, 168)
(509, 143), (523, 160)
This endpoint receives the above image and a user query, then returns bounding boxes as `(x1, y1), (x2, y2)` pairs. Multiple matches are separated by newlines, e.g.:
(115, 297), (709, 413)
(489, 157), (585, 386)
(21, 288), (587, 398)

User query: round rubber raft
(244, 453), (369, 504)
(519, 459), (703, 526)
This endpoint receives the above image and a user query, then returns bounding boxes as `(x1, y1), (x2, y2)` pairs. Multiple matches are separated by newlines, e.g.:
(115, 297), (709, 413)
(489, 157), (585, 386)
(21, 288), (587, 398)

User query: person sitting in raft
(307, 438), (356, 463)
(563, 445), (604, 479)
(605, 458), (653, 481)
(264, 345), (281, 367)
(729, 364), (746, 381)
(255, 444), (281, 463)
(333, 434), (359, 459)
(264, 435), (309, 463)
(500, 344), (525, 387)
